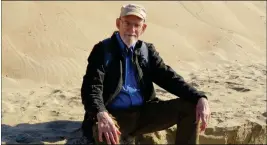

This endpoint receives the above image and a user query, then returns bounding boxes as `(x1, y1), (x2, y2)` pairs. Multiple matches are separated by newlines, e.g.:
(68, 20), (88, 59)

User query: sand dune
(2, 1), (266, 144)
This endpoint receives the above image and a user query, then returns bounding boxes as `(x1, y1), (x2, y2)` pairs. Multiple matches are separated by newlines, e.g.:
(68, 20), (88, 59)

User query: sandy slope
(2, 1), (266, 144)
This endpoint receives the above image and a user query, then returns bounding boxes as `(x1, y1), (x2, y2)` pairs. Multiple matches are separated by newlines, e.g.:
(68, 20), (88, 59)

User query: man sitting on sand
(81, 3), (210, 144)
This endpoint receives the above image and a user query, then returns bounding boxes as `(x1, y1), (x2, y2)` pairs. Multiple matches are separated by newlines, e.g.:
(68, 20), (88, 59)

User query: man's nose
(128, 25), (136, 33)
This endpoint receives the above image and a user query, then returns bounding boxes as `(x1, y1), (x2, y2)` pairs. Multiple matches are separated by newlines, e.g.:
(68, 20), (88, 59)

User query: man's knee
(172, 98), (197, 118)
(81, 119), (94, 139)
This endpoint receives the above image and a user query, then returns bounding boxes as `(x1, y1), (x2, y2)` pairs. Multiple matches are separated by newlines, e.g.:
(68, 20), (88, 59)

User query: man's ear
(141, 23), (147, 34)
(116, 18), (120, 29)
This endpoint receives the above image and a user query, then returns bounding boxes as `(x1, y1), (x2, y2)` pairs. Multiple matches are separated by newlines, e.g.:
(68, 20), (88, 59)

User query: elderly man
(81, 3), (210, 145)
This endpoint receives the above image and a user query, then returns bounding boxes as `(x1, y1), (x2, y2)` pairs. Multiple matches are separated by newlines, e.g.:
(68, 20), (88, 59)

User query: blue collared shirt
(107, 32), (143, 109)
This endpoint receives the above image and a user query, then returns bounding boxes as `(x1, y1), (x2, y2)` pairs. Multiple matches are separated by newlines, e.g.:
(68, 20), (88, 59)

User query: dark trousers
(106, 98), (200, 144)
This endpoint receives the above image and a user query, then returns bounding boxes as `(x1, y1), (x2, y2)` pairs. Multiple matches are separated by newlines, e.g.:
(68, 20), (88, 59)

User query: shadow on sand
(2, 120), (86, 144)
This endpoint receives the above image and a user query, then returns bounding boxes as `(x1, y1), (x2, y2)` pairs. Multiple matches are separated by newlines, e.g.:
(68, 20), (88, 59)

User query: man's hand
(97, 111), (121, 144)
(196, 97), (210, 133)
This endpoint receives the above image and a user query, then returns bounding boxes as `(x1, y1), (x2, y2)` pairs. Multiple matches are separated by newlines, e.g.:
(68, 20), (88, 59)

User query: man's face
(116, 15), (147, 47)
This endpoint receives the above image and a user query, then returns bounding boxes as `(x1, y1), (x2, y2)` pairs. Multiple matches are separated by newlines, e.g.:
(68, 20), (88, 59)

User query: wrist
(97, 110), (107, 117)
(199, 97), (207, 100)
(99, 110), (108, 115)
(198, 95), (208, 102)
(97, 111), (109, 121)
(197, 97), (209, 106)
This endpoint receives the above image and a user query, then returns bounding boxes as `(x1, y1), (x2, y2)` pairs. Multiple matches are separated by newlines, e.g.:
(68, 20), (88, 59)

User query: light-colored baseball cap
(120, 4), (147, 20)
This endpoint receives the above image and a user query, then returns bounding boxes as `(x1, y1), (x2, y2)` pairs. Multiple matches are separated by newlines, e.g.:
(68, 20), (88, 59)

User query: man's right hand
(97, 111), (121, 144)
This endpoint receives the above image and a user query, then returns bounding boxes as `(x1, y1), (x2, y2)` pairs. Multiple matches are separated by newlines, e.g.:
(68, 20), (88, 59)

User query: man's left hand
(196, 97), (210, 133)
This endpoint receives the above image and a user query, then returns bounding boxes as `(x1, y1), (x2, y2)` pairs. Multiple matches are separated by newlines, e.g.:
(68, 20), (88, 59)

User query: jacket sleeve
(81, 42), (107, 117)
(148, 43), (207, 104)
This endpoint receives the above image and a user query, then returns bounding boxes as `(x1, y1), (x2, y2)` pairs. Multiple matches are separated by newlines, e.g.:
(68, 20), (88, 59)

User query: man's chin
(123, 40), (137, 47)
(127, 42), (137, 47)
(121, 36), (136, 45)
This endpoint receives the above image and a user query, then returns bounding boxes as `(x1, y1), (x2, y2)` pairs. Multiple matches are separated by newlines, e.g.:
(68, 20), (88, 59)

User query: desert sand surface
(2, 1), (266, 144)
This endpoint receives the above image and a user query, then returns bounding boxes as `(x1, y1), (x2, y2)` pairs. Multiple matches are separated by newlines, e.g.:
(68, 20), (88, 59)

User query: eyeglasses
(120, 19), (143, 30)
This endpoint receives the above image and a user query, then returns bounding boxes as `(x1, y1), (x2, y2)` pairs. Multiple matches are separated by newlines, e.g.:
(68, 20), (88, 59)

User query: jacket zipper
(133, 53), (145, 100)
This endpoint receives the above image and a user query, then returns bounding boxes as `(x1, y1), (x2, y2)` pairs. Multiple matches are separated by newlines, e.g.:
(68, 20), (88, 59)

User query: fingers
(104, 132), (111, 145)
(98, 122), (121, 145)
(200, 113), (205, 124)
(116, 129), (121, 135)
(112, 127), (119, 144)
(195, 110), (200, 123)
(196, 99), (211, 133)
(200, 122), (206, 132)
(109, 132), (116, 145)
(208, 114), (211, 123)
(200, 113), (210, 132)
(206, 114), (210, 124)
(204, 113), (211, 131)
(98, 123), (103, 142)
(200, 114), (205, 132)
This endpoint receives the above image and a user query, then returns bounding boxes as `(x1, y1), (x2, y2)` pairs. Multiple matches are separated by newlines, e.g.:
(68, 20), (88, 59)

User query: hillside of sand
(2, 1), (266, 144)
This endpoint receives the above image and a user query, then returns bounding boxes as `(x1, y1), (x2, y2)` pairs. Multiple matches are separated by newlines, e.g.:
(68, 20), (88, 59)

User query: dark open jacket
(81, 31), (207, 119)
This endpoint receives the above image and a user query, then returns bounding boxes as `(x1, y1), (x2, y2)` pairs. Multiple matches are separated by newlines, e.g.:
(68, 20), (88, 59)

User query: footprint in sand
(29, 91), (35, 95)
(68, 100), (79, 107)
(225, 82), (251, 92)
(211, 99), (221, 103)
(52, 89), (63, 94)
(20, 107), (26, 111)
(36, 102), (46, 108)
(50, 110), (60, 116)
(70, 96), (80, 100)
(59, 94), (66, 99)
(229, 86), (251, 92)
